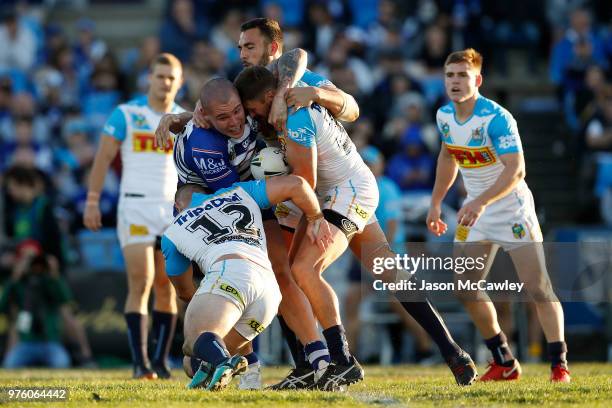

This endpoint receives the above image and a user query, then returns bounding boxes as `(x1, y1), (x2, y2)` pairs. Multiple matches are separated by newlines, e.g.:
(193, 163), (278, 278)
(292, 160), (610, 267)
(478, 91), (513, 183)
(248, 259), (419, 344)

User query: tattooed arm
(267, 48), (308, 131)
(267, 48), (308, 91)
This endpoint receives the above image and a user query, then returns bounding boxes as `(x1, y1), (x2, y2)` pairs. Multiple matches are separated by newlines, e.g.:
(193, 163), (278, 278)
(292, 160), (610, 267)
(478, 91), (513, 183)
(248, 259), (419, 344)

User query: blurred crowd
(0, 0), (611, 366)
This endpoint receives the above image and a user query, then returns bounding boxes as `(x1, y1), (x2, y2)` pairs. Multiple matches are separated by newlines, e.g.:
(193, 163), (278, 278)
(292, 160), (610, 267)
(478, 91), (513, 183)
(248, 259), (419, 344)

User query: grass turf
(0, 363), (610, 407)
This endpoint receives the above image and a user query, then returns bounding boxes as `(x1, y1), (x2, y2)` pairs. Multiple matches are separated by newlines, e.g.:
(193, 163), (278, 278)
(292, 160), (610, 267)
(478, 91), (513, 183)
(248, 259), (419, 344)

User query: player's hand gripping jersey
(436, 95), (542, 246)
(172, 69), (332, 192)
(104, 96), (184, 200)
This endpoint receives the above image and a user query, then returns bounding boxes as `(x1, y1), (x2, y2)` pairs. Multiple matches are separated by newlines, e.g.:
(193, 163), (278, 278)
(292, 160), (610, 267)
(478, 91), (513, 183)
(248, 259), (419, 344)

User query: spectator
(348, 0), (384, 29)
(53, 120), (96, 207)
(182, 41), (225, 106)
(0, 9), (37, 72)
(39, 24), (68, 68)
(575, 65), (608, 125)
(1, 115), (53, 172)
(303, 1), (340, 60)
(262, 0), (304, 28)
(549, 8), (607, 88)
(2, 166), (64, 266)
(386, 127), (435, 192)
(82, 55), (123, 133)
(160, 0), (208, 62)
(72, 18), (107, 71)
(584, 88), (612, 154)
(316, 42), (374, 95)
(1, 246), (71, 368)
(122, 36), (160, 97)
(46, 46), (84, 110)
(210, 9), (243, 65)
(365, 0), (405, 51)
(0, 77), (12, 135)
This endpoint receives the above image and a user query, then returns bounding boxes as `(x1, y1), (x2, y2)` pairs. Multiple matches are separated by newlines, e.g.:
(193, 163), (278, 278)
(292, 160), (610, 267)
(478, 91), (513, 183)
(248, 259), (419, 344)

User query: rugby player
(172, 78), (333, 390)
(235, 66), (479, 389)
(161, 176), (333, 391)
(159, 18), (477, 388)
(155, 18), (361, 389)
(84, 54), (183, 379)
(426, 48), (570, 383)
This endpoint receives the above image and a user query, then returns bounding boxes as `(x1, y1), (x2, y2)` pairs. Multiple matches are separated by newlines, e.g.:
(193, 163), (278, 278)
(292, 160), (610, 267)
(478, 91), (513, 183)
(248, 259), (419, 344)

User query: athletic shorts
(275, 172), (379, 237)
(117, 197), (174, 248)
(194, 258), (282, 341)
(319, 171), (379, 238)
(454, 188), (543, 251)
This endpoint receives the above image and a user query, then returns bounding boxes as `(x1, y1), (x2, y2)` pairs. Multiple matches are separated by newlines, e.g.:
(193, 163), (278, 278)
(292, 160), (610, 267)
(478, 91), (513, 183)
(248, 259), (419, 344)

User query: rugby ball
(250, 147), (290, 179)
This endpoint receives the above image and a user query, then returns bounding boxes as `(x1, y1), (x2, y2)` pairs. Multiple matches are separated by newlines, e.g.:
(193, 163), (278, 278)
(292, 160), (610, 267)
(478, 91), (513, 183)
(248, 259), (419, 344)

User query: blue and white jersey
(436, 95), (526, 199)
(161, 180), (272, 276)
(173, 117), (260, 191)
(173, 69), (334, 191)
(296, 69), (334, 88)
(278, 103), (369, 193)
(103, 96), (185, 200)
(261, 69), (335, 148)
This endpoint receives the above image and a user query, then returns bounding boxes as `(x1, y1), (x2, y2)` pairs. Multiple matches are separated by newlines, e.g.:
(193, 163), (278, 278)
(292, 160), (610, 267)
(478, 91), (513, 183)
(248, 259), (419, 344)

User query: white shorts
(275, 173), (379, 235)
(454, 188), (543, 251)
(319, 172), (379, 236)
(194, 259), (282, 341)
(116, 198), (174, 248)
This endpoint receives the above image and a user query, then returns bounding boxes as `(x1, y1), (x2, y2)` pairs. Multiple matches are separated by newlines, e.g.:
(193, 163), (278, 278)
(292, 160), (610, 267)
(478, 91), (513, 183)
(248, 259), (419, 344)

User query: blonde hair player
(84, 53), (184, 379)
(426, 48), (570, 383)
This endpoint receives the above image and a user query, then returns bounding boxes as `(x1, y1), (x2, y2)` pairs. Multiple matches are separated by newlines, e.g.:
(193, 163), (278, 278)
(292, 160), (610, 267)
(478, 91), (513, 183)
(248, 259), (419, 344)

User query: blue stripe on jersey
(161, 235), (191, 277)
(286, 107), (317, 147)
(237, 180), (270, 209)
(103, 107), (127, 141)
(300, 69), (334, 88)
(188, 180), (270, 210)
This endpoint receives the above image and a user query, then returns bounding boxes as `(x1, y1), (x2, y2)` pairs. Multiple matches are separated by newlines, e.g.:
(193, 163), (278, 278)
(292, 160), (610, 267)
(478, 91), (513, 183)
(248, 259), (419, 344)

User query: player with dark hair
(235, 66), (478, 388)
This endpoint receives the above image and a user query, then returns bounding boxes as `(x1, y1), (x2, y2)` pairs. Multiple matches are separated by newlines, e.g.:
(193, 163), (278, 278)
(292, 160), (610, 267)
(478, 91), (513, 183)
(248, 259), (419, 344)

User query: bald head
(198, 77), (246, 139)
(174, 184), (208, 212)
(200, 77), (240, 111)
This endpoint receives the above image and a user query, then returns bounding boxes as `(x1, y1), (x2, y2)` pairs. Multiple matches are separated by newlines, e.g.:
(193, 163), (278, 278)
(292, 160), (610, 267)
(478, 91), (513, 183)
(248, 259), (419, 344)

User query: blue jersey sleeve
(186, 128), (240, 191)
(488, 111), (523, 156)
(102, 107), (127, 141)
(300, 69), (334, 87)
(236, 180), (271, 209)
(286, 107), (316, 147)
(161, 235), (191, 277)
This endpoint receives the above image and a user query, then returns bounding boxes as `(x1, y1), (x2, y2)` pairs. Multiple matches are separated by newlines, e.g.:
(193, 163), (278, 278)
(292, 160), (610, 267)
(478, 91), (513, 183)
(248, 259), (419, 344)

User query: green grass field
(0, 363), (610, 407)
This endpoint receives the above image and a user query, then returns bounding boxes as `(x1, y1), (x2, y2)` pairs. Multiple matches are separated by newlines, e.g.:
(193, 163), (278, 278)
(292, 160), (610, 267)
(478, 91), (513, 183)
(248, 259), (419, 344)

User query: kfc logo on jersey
(446, 145), (496, 168)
